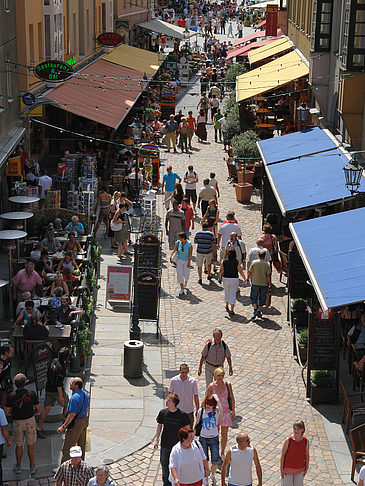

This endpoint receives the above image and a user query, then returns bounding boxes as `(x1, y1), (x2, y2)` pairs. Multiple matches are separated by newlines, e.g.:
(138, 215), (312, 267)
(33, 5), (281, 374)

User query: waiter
(57, 377), (89, 463)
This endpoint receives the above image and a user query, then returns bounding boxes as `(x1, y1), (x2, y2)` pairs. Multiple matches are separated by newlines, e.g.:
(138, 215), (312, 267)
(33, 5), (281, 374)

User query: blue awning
(257, 127), (364, 215)
(258, 127), (338, 164)
(290, 207), (365, 311)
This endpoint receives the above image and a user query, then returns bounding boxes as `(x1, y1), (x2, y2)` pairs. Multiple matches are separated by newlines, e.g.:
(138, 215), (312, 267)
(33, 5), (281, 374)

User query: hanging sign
(34, 60), (73, 82)
(22, 92), (36, 106)
(265, 4), (278, 37)
(31, 343), (53, 393)
(5, 156), (22, 177)
(97, 32), (122, 47)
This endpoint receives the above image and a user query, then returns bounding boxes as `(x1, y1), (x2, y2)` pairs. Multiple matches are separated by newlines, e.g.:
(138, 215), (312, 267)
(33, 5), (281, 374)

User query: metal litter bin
(123, 340), (144, 378)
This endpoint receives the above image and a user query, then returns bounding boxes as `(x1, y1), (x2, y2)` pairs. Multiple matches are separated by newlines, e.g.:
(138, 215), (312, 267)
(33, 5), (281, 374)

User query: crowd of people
(154, 328), (310, 486)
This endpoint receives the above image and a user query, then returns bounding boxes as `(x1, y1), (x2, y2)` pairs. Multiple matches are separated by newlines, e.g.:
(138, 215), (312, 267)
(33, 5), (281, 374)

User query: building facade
(0, 0), (24, 213)
(113, 0), (153, 46)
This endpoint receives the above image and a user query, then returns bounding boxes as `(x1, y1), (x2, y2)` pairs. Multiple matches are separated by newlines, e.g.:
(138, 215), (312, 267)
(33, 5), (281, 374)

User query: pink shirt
(169, 374), (198, 414)
(13, 269), (42, 292)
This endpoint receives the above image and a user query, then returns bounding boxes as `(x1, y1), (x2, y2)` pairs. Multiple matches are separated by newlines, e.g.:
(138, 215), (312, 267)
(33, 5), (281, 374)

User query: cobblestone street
(105, 80), (345, 486)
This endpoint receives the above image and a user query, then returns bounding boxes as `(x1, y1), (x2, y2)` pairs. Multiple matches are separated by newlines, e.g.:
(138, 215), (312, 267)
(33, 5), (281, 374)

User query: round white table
(0, 211), (33, 232)
(8, 196), (40, 205)
(0, 230), (27, 320)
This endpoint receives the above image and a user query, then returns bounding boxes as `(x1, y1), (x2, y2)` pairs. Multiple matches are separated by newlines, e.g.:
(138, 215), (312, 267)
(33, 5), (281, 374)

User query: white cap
(69, 446), (82, 457)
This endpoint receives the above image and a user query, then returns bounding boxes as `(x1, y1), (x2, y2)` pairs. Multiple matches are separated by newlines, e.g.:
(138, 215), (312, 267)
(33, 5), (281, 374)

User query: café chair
(350, 422), (365, 481)
(340, 380), (365, 434)
(279, 250), (288, 283)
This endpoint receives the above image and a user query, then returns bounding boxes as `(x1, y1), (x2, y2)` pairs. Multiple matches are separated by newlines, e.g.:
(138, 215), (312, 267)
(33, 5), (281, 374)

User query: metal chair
(279, 250), (288, 283)
(340, 380), (365, 434)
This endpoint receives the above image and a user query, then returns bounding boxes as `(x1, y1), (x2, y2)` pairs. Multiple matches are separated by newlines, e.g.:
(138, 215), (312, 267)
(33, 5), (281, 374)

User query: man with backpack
(37, 347), (70, 439)
(184, 165), (199, 211)
(197, 328), (233, 386)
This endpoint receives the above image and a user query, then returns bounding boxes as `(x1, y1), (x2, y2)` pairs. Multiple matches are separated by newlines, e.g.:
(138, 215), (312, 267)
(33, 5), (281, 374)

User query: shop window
(311, 0), (333, 52)
(341, 0), (365, 70)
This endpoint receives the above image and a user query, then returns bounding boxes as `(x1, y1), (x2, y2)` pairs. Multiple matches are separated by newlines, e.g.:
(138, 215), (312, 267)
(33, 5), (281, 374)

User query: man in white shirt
(246, 238), (271, 272)
(224, 232), (246, 267)
(184, 165), (198, 211)
(38, 169), (52, 208)
(217, 212), (242, 261)
(169, 364), (199, 426)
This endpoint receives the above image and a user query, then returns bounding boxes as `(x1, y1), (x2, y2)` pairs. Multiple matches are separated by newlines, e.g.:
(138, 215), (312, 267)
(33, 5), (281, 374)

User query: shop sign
(20, 99), (43, 117)
(97, 32), (122, 47)
(115, 20), (130, 30)
(22, 92), (36, 106)
(265, 4), (278, 37)
(5, 156), (22, 177)
(34, 60), (73, 82)
(64, 53), (76, 66)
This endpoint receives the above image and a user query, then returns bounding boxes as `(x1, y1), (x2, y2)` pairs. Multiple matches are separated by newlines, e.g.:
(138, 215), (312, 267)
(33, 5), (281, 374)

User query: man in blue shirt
(194, 222), (216, 284)
(57, 377), (90, 464)
(162, 165), (181, 209)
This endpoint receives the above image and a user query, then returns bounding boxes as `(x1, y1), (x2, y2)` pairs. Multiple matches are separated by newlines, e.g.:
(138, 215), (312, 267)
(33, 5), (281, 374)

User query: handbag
(171, 251), (178, 264)
(194, 408), (204, 436)
(65, 391), (85, 430)
(110, 220), (123, 232)
(226, 382), (232, 411)
(270, 234), (279, 262)
(85, 426), (92, 452)
(265, 288), (272, 308)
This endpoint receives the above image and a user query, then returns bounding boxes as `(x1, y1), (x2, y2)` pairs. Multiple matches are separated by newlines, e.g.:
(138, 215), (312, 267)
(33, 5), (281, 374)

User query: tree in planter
(299, 328), (308, 346)
(224, 63), (248, 91)
(310, 370), (337, 405)
(77, 321), (92, 356)
(145, 107), (156, 123)
(292, 298), (307, 313)
(223, 93), (236, 114)
(231, 130), (260, 162)
(223, 104), (242, 141)
(291, 298), (308, 329)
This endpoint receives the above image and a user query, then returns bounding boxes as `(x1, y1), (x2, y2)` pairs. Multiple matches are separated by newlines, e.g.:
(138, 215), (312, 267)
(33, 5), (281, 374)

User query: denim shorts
(199, 435), (219, 464)
(250, 284), (268, 307)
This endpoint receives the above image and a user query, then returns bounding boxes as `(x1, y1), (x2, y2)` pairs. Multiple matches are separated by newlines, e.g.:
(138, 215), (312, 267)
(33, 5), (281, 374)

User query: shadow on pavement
(255, 317), (282, 330)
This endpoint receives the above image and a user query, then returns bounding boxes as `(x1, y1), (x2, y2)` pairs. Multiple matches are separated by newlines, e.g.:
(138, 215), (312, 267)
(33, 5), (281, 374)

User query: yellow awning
(236, 50), (309, 102)
(248, 37), (293, 65)
(103, 45), (161, 76)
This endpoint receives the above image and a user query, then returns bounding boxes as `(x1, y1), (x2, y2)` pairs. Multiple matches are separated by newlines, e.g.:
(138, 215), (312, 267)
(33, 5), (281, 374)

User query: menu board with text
(106, 266), (132, 303)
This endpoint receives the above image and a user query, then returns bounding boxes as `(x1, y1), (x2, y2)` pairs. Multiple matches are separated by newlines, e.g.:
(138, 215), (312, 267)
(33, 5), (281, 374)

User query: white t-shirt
(180, 447), (201, 484)
(200, 408), (219, 438)
(184, 170), (198, 190)
(218, 221), (242, 247)
(359, 465), (365, 481)
(211, 98), (219, 108)
(38, 175), (52, 199)
(0, 408), (8, 444)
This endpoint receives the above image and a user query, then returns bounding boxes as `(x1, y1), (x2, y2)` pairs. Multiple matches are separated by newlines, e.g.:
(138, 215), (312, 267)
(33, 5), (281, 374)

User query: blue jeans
(250, 284), (268, 307)
(199, 435), (220, 464)
(160, 446), (172, 486)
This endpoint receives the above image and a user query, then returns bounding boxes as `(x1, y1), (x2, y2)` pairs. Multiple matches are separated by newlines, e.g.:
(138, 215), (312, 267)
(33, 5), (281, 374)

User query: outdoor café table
(13, 324), (71, 356)
(0, 211), (33, 232)
(58, 235), (88, 244)
(8, 196), (40, 207)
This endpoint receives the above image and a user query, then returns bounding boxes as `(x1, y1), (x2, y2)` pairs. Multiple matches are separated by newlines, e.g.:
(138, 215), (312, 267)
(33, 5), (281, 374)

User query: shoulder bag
(226, 382), (232, 411)
(194, 407), (204, 437)
(110, 219), (123, 232)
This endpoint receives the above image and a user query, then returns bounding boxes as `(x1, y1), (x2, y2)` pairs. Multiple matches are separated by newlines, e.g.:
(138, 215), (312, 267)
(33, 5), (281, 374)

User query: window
(29, 24), (35, 63)
(73, 13), (76, 53)
(102, 3), (106, 32)
(311, 0), (333, 51)
(44, 0), (49, 4)
(38, 22), (43, 59)
(86, 9), (90, 48)
(6, 56), (12, 101)
(3, 0), (10, 11)
(341, 0), (365, 70)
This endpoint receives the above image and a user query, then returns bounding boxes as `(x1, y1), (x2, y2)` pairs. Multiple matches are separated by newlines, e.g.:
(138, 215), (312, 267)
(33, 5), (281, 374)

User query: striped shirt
(194, 230), (215, 254)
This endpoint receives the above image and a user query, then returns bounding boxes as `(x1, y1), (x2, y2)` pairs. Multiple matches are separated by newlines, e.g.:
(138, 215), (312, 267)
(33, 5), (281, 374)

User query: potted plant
(232, 131), (260, 202)
(310, 370), (338, 405)
(77, 320), (92, 367)
(298, 328), (308, 363)
(291, 298), (308, 328)
(145, 107), (156, 123)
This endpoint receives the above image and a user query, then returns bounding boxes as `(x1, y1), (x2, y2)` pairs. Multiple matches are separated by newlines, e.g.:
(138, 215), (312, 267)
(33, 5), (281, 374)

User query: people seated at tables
(12, 261), (42, 302)
(41, 230), (62, 253)
(61, 232), (82, 254)
(65, 215), (85, 237)
(30, 242), (42, 261)
(15, 300), (41, 327)
(53, 218), (66, 235)
(53, 295), (84, 326)
(16, 292), (40, 316)
(23, 318), (49, 341)
(57, 251), (78, 273)
(50, 272), (69, 296)
(38, 250), (54, 273)
(348, 314), (365, 345)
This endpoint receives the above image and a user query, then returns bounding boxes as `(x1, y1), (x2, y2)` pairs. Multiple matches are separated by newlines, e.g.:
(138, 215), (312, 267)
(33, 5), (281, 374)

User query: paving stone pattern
(104, 83), (344, 485)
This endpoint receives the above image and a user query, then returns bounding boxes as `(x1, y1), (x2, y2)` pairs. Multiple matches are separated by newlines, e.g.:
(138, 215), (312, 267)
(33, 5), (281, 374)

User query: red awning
(233, 28), (284, 47)
(226, 38), (281, 60)
(47, 59), (144, 129)
(256, 20), (266, 29)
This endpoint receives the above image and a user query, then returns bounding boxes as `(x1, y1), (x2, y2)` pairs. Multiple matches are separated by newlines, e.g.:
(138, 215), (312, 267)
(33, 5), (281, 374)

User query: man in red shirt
(180, 199), (194, 238)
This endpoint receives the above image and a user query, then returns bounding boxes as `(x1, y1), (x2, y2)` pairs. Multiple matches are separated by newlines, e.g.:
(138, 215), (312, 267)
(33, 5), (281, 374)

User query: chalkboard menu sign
(309, 310), (339, 370)
(137, 272), (159, 320)
(138, 234), (160, 273)
(288, 248), (311, 298)
(31, 343), (53, 393)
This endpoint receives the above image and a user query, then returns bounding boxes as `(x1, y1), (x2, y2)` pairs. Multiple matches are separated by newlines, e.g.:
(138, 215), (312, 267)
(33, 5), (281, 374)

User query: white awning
(137, 19), (195, 40)
(0, 126), (26, 171)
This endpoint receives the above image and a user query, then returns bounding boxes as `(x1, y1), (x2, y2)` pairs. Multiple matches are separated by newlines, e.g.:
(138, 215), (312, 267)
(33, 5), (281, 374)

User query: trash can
(123, 340), (144, 378)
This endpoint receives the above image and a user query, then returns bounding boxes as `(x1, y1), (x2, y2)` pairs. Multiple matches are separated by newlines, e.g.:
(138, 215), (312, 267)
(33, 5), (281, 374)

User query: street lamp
(343, 159), (363, 195)
(129, 117), (143, 143)
(296, 102), (310, 124)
